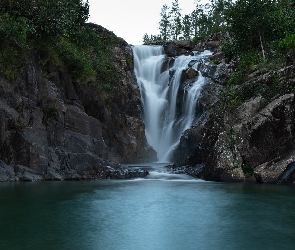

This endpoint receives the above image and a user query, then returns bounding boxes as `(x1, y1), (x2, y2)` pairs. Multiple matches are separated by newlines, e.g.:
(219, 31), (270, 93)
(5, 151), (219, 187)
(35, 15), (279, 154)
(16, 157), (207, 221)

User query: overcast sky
(88, 0), (203, 45)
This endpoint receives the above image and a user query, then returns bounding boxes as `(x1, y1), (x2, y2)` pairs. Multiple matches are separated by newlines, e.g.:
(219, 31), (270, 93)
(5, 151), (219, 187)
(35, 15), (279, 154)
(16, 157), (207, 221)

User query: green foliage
(223, 85), (243, 109)
(0, 13), (31, 80)
(55, 37), (96, 83)
(222, 44), (286, 110)
(170, 0), (182, 40)
(225, 0), (295, 57)
(144, 0), (232, 43)
(142, 33), (150, 44)
(237, 50), (264, 72)
(142, 33), (162, 43)
(227, 71), (244, 86)
(0, 0), (89, 41)
(241, 162), (253, 178)
(0, 0), (121, 100)
(221, 0), (294, 110)
(159, 4), (171, 41)
(223, 70), (285, 110)
(182, 14), (192, 40)
(278, 33), (295, 58)
(47, 104), (59, 120)
(207, 0), (232, 34)
(221, 39), (236, 63)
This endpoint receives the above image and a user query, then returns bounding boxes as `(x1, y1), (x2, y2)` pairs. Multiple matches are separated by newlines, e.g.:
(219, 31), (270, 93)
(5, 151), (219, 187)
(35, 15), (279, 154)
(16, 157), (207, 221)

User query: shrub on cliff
(220, 0), (295, 109)
(223, 0), (295, 61)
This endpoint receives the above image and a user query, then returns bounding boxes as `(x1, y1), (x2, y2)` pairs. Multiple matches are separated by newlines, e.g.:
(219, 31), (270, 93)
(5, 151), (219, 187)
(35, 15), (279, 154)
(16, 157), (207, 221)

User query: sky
(88, 0), (202, 45)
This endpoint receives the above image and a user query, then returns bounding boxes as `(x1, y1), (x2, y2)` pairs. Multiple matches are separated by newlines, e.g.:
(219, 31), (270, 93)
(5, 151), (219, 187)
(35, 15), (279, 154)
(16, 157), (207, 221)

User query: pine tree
(159, 4), (171, 41)
(182, 14), (191, 40)
(170, 0), (182, 40)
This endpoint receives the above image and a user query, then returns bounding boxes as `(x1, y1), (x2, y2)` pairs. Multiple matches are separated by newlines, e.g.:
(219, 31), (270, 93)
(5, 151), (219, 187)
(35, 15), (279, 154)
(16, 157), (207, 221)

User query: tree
(208, 0), (232, 33)
(225, 0), (295, 55)
(159, 4), (171, 41)
(0, 0), (89, 41)
(169, 0), (182, 40)
(182, 14), (191, 40)
(190, 1), (211, 40)
(142, 33), (150, 44)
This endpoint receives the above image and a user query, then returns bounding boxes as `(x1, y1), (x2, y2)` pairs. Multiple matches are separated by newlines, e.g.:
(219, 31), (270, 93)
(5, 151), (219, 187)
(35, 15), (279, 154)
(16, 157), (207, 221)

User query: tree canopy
(225, 0), (295, 52)
(143, 0), (232, 43)
(143, 0), (295, 63)
(0, 0), (121, 97)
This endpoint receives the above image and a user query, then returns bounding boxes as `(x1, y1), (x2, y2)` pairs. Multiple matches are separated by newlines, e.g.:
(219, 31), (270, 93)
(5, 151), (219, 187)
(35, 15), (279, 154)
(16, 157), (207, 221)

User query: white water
(133, 45), (211, 162)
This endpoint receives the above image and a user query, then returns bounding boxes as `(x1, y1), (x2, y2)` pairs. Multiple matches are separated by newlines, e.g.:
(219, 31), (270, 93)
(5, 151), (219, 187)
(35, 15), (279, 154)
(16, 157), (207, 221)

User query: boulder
(255, 151), (295, 184)
(0, 161), (15, 182)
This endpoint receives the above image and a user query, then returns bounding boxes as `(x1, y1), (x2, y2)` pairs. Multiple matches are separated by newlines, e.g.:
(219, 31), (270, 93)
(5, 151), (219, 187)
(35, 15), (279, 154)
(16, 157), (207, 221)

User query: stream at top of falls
(133, 45), (212, 162)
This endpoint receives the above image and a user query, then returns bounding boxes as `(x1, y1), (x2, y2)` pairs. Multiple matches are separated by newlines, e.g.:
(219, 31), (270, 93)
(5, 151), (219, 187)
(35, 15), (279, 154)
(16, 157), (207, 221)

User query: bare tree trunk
(259, 33), (266, 60)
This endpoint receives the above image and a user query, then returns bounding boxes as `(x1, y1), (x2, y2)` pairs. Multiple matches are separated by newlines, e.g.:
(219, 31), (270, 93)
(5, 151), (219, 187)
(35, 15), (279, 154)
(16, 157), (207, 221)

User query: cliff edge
(0, 24), (156, 181)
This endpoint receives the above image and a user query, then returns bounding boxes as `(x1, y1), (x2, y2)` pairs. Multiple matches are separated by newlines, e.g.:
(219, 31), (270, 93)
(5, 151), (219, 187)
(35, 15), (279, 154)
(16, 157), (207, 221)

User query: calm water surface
(0, 163), (295, 250)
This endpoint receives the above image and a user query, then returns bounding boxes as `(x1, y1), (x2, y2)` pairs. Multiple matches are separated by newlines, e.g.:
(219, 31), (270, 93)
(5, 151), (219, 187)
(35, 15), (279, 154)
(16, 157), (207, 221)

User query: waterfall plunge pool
(1, 165), (295, 250)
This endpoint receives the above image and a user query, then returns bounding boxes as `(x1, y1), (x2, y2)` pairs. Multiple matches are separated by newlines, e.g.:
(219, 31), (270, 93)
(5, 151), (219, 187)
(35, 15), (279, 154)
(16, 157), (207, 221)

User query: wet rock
(166, 164), (205, 178)
(197, 59), (232, 84)
(161, 57), (175, 73)
(185, 68), (199, 80)
(44, 168), (63, 181)
(254, 151), (295, 184)
(146, 40), (196, 56)
(277, 161), (295, 184)
(172, 69), (295, 184)
(106, 166), (149, 179)
(209, 52), (224, 62)
(0, 161), (16, 182)
(14, 165), (43, 182)
(240, 94), (295, 168)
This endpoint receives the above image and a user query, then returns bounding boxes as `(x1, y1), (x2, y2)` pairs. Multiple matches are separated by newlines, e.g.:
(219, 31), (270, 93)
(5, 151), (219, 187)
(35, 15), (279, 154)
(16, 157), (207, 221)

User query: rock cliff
(0, 25), (156, 182)
(170, 34), (295, 184)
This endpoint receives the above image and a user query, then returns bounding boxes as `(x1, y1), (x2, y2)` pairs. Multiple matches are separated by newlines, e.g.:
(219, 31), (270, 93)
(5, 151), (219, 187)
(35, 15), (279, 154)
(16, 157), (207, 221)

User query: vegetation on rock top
(0, 0), (122, 100)
(144, 0), (295, 109)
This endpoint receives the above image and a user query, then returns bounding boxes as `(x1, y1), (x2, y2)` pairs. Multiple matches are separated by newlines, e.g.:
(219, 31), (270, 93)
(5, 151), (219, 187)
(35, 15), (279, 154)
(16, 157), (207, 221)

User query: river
(0, 163), (295, 250)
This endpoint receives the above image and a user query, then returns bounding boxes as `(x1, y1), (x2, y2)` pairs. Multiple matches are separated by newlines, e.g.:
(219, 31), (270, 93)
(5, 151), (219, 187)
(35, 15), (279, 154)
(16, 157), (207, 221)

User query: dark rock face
(146, 40), (196, 56)
(0, 26), (156, 182)
(171, 39), (295, 184)
(194, 32), (225, 53)
(163, 33), (295, 184)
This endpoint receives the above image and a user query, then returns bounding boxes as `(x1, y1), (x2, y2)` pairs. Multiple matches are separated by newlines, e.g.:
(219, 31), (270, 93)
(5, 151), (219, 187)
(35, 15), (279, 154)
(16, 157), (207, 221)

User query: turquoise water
(0, 164), (295, 250)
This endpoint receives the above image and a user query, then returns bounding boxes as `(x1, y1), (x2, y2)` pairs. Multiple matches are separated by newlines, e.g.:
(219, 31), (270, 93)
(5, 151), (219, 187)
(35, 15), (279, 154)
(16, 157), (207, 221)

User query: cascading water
(133, 45), (211, 162)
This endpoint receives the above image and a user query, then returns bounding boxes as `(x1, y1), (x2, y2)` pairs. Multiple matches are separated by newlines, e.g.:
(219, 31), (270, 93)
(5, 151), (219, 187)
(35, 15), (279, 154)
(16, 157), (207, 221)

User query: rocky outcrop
(170, 41), (295, 184)
(0, 25), (155, 182)
(146, 40), (196, 56)
(194, 32), (225, 53)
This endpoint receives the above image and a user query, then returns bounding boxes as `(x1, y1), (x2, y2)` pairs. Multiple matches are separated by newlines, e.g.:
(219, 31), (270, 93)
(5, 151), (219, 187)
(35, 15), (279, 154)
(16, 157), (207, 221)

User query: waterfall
(133, 45), (211, 162)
